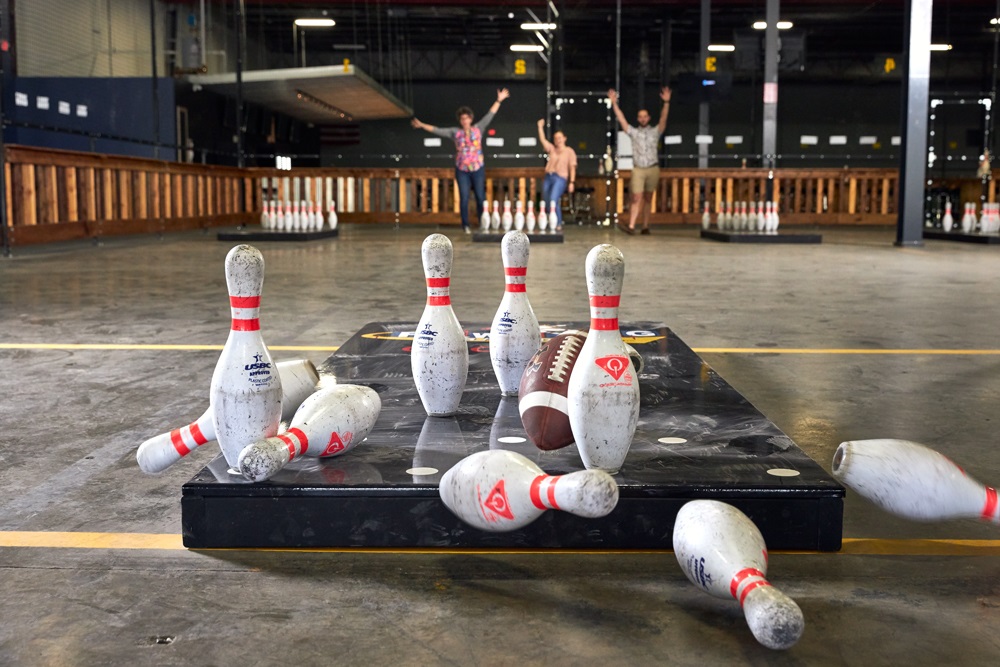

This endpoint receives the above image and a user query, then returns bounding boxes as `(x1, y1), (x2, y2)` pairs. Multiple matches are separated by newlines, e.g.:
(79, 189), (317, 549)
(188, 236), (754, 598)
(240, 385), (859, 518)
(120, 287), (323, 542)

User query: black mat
(217, 228), (339, 242)
(472, 231), (564, 243)
(701, 229), (823, 244)
(924, 230), (1000, 244)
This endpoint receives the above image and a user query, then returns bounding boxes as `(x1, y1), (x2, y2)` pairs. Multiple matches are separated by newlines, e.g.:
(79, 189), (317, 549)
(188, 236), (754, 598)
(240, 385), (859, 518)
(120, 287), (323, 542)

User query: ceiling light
(929, 44), (953, 51)
(521, 22), (556, 31)
(991, 18), (999, 25)
(753, 21), (793, 30)
(294, 18), (335, 27)
(708, 44), (735, 52)
(510, 44), (544, 52)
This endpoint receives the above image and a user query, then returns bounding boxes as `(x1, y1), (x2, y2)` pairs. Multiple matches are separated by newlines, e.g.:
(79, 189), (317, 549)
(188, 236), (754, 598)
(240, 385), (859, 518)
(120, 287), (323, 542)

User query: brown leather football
(518, 330), (587, 450)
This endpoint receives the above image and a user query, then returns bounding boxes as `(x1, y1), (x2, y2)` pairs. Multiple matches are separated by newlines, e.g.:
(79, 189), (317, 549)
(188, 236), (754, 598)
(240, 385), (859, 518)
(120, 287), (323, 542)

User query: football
(518, 330), (587, 450)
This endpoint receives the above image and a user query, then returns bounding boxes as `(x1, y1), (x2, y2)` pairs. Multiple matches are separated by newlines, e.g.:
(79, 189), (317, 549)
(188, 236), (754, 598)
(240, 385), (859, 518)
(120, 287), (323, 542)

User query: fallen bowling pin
(439, 449), (619, 531)
(238, 384), (381, 482)
(673, 499), (804, 650)
(832, 438), (1000, 523)
(136, 359), (320, 474)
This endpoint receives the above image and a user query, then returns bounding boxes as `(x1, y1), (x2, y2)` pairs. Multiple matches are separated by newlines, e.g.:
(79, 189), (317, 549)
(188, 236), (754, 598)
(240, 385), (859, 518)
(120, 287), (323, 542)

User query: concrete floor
(1, 224), (999, 665)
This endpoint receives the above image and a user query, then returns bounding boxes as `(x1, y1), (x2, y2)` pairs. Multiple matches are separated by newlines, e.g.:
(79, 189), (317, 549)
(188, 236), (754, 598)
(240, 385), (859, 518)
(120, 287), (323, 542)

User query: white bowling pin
(439, 449), (619, 531)
(259, 200), (269, 227)
(514, 200), (525, 231)
(715, 202), (725, 230)
(538, 201), (549, 232)
(567, 244), (640, 474)
(748, 201), (758, 230)
(740, 201), (749, 229)
(770, 201), (780, 233)
(328, 200), (338, 230)
(282, 200), (292, 231)
(756, 200), (766, 232)
(274, 201), (285, 231)
(526, 200), (537, 232)
(480, 203), (491, 231)
(238, 384), (381, 482)
(491, 200), (501, 230)
(290, 201), (300, 231)
(549, 199), (559, 230)
(832, 438), (1000, 523)
(136, 359), (319, 474)
(942, 199), (954, 232)
(701, 202), (711, 230)
(722, 201), (733, 229)
(411, 234), (469, 416)
(209, 245), (283, 469)
(489, 231), (541, 396)
(959, 203), (970, 233)
(501, 199), (514, 231)
(674, 500), (805, 650)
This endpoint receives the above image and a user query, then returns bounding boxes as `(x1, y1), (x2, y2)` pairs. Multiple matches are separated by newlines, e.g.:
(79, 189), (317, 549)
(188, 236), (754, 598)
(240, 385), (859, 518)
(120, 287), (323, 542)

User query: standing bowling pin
(567, 244), (640, 474)
(259, 200), (269, 227)
(209, 245), (283, 469)
(549, 199), (559, 230)
(832, 438), (1000, 523)
(501, 199), (514, 231)
(480, 203), (491, 231)
(238, 384), (381, 482)
(491, 200), (501, 230)
(715, 202), (725, 230)
(526, 200), (537, 232)
(701, 202), (711, 230)
(514, 200), (525, 231)
(489, 231), (541, 396)
(411, 234), (469, 416)
(538, 201), (549, 232)
(673, 500), (805, 650)
(328, 200), (338, 230)
(439, 449), (619, 531)
(282, 200), (292, 230)
(959, 202), (971, 233)
(756, 200), (766, 232)
(770, 201), (780, 233)
(748, 201), (758, 230)
(942, 199), (954, 232)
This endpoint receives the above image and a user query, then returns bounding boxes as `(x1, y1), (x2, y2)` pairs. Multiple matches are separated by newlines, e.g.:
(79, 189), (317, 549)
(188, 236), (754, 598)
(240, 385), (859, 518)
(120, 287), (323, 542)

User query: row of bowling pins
(703, 200), (780, 233)
(413, 231), (639, 474)
(437, 450), (801, 650)
(260, 200), (338, 232)
(481, 200), (561, 233)
(942, 201), (1000, 234)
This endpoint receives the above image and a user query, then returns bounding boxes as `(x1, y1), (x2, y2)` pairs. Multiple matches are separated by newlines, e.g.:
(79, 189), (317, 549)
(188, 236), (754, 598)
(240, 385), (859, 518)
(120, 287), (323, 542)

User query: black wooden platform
(924, 230), (1000, 244)
(181, 322), (844, 551)
(473, 231), (564, 243)
(701, 229), (822, 244)
(217, 228), (339, 242)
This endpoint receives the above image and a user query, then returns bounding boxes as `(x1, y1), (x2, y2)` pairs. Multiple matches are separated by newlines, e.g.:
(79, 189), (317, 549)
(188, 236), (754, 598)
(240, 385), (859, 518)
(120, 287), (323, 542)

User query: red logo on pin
(595, 355), (630, 381)
(321, 431), (353, 457)
(481, 480), (515, 522)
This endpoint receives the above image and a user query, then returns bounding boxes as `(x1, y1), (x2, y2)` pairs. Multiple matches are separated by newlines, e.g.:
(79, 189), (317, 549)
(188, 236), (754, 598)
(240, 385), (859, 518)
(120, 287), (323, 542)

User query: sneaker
(464, 226), (471, 234)
(616, 220), (635, 235)
(640, 227), (651, 235)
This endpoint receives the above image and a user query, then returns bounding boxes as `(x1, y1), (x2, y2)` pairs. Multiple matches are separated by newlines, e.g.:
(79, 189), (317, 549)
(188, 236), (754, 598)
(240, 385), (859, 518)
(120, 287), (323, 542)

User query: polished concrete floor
(2, 223), (999, 665)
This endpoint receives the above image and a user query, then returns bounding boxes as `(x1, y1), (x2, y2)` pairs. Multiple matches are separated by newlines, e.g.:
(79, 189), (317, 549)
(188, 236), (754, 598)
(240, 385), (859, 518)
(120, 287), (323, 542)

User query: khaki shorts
(630, 165), (660, 193)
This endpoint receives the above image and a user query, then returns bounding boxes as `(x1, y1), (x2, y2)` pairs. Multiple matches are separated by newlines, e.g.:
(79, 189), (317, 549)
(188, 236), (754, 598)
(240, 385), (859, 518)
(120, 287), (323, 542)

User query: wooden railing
(3, 145), (997, 247)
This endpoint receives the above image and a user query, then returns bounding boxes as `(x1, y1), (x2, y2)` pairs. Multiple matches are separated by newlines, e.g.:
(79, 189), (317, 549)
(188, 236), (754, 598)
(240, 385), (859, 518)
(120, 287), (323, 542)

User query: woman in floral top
(412, 89), (511, 232)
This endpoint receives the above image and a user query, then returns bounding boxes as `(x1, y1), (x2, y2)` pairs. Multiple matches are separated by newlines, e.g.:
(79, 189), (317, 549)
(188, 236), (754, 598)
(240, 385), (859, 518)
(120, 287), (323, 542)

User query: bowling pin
(748, 201), (758, 230)
(290, 201), (300, 231)
(283, 200), (292, 230)
(538, 201), (549, 232)
(259, 201), (269, 227)
(740, 201), (749, 229)
(411, 234), (469, 416)
(959, 203), (970, 233)
(673, 500), (805, 650)
(701, 202), (711, 230)
(480, 203), (491, 231)
(526, 200), (537, 232)
(770, 201), (780, 233)
(942, 199), (954, 232)
(502, 199), (513, 231)
(567, 244), (640, 474)
(756, 200), (766, 232)
(514, 200), (526, 231)
(491, 200), (501, 230)
(328, 200), (339, 230)
(832, 438), (1000, 523)
(209, 245), (283, 469)
(439, 449), (619, 531)
(238, 384), (381, 482)
(722, 201), (733, 229)
(549, 199), (559, 230)
(489, 231), (541, 396)
(715, 202), (725, 230)
(274, 201), (284, 231)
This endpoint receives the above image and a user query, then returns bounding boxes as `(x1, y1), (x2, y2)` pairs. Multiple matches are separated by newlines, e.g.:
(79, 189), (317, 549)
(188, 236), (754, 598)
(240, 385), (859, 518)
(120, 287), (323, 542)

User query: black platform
(217, 228), (339, 242)
(473, 231), (564, 243)
(924, 230), (1000, 244)
(181, 322), (844, 551)
(701, 229), (823, 244)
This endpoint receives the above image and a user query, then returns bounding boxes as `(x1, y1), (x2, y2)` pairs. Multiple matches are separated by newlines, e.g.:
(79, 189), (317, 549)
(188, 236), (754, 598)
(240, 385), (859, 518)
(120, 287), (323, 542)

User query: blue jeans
(542, 173), (568, 227)
(455, 167), (486, 229)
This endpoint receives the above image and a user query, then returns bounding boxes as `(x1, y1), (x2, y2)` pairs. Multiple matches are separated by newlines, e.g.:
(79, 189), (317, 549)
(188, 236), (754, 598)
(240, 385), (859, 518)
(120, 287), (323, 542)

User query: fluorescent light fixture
(521, 22), (556, 30)
(991, 18), (999, 25)
(294, 18), (335, 27)
(753, 21), (793, 30)
(929, 44), (953, 51)
(510, 44), (544, 52)
(708, 44), (735, 52)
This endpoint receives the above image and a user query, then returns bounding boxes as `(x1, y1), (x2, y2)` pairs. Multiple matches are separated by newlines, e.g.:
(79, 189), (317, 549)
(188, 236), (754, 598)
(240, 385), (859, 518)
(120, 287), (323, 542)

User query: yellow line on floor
(2, 532), (1000, 556)
(0, 343), (340, 352)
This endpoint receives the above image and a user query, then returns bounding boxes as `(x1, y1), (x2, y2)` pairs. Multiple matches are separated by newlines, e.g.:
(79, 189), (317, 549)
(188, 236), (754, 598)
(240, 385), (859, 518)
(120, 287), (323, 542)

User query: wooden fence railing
(3, 144), (997, 247)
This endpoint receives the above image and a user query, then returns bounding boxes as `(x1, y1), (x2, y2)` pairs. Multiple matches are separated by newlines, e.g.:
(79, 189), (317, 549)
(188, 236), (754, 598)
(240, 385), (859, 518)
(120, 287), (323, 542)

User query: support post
(0, 0), (14, 256)
(149, 0), (160, 160)
(698, 0), (709, 169)
(762, 0), (779, 176)
(234, 0), (245, 168)
(896, 0), (932, 247)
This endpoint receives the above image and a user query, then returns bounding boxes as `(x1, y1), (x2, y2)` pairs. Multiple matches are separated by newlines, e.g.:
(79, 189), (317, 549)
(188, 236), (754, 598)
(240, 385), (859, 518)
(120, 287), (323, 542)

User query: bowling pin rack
(181, 321), (844, 551)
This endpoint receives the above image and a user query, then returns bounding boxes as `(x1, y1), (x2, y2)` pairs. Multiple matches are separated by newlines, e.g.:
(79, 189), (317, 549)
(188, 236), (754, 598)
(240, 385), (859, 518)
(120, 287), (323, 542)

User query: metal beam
(761, 0), (779, 171)
(896, 0), (932, 247)
(0, 0), (13, 255)
(698, 0), (709, 169)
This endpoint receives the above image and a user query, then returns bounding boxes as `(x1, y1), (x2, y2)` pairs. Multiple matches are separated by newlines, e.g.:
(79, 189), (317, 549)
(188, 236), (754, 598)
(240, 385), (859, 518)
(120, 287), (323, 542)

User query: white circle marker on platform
(658, 437), (688, 445)
(498, 436), (527, 444)
(766, 468), (801, 477)
(407, 467), (439, 476)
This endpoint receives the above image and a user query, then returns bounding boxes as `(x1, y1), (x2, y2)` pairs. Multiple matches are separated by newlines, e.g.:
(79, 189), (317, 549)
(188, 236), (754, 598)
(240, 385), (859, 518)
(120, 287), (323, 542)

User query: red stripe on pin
(230, 296), (261, 308)
(170, 429), (191, 456)
(729, 567), (765, 599)
(287, 428), (308, 457)
(529, 475), (546, 510)
(231, 318), (260, 331)
(590, 317), (619, 331)
(739, 579), (771, 607)
(505, 267), (527, 276)
(983, 487), (998, 520)
(426, 277), (450, 288)
(277, 433), (297, 459)
(427, 296), (451, 306)
(505, 284), (527, 293)
(547, 476), (560, 510)
(590, 295), (621, 308)
(189, 422), (208, 446)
